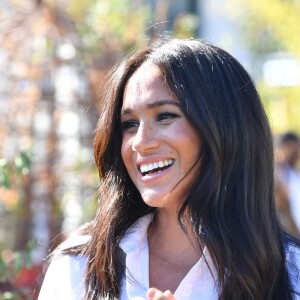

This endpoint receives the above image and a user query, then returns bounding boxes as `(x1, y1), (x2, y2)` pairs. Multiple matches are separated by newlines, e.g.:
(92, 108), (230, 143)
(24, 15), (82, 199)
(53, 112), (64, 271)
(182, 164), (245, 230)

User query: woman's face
(120, 61), (201, 209)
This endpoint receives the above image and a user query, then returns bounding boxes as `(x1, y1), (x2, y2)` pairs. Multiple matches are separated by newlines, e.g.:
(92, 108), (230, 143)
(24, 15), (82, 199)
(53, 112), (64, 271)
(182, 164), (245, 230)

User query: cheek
(181, 131), (202, 167)
(121, 138), (131, 169)
(175, 125), (201, 155)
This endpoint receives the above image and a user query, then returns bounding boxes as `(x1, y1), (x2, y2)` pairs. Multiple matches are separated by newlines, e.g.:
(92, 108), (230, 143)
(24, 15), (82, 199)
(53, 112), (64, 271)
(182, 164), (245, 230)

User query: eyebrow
(121, 99), (180, 115)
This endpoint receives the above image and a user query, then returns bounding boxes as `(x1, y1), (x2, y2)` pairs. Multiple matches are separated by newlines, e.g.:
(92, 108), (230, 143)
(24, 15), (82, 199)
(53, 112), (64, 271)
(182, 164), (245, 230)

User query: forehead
(122, 61), (174, 109)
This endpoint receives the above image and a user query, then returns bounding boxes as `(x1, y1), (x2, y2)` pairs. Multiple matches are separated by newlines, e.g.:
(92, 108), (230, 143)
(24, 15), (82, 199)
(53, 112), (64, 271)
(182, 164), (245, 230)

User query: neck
(148, 208), (202, 265)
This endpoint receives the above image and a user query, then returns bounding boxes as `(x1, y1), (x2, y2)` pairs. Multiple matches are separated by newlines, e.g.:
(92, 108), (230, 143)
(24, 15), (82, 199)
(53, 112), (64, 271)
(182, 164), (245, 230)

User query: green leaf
(12, 252), (22, 274)
(0, 255), (10, 280)
(0, 167), (10, 189)
(24, 240), (37, 267)
(14, 152), (31, 175)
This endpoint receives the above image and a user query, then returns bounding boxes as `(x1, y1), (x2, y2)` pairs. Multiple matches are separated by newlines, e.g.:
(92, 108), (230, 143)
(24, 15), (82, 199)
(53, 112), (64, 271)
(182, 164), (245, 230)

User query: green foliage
(0, 240), (37, 300)
(238, 0), (300, 55)
(260, 84), (300, 134)
(173, 13), (199, 38)
(0, 150), (33, 258)
(0, 152), (32, 190)
(233, 0), (300, 134)
(0, 241), (36, 278)
(0, 160), (9, 189)
(57, 0), (150, 62)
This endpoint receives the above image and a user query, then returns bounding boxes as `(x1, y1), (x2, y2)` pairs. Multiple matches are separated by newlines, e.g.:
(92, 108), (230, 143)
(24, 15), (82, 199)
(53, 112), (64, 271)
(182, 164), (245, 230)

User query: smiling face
(120, 61), (201, 209)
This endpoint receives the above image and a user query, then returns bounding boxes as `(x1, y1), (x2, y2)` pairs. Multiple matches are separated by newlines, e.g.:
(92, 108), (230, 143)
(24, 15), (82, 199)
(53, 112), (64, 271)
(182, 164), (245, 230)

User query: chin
(141, 194), (177, 210)
(142, 199), (164, 208)
(141, 193), (165, 208)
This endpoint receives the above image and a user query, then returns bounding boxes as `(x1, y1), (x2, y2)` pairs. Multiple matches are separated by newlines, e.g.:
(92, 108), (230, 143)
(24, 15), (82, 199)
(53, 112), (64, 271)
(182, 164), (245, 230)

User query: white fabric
(38, 255), (86, 300)
(277, 163), (300, 232)
(287, 168), (300, 232)
(39, 214), (300, 300)
(118, 214), (218, 300)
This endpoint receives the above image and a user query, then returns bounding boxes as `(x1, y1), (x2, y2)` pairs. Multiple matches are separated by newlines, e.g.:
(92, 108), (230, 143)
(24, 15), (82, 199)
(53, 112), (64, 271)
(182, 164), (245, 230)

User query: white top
(39, 214), (300, 300)
(277, 163), (300, 232)
(285, 166), (300, 232)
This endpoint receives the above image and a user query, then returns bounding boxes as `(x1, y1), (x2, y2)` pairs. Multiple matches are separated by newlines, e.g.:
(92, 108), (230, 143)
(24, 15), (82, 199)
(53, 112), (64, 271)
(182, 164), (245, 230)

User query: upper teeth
(140, 159), (174, 174)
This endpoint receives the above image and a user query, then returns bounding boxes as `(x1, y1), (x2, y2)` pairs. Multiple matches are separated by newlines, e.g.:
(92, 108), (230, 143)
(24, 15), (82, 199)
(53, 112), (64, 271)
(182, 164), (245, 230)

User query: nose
(132, 122), (160, 153)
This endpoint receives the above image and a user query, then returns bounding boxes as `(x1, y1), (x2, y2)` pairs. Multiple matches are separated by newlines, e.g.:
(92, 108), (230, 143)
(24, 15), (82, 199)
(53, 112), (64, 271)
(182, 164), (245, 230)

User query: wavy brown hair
(84, 38), (300, 299)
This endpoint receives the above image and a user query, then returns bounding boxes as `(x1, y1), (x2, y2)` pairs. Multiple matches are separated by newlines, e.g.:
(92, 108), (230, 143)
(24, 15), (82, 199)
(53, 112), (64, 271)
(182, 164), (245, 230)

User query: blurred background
(1, 0), (300, 298)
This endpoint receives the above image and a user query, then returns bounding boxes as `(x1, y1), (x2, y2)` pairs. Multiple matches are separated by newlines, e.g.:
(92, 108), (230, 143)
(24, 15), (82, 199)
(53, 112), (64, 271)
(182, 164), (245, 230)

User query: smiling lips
(139, 159), (175, 176)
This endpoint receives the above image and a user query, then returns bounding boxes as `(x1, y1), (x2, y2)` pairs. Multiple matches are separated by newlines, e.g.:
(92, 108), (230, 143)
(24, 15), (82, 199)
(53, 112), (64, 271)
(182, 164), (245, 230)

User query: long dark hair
(87, 38), (299, 299)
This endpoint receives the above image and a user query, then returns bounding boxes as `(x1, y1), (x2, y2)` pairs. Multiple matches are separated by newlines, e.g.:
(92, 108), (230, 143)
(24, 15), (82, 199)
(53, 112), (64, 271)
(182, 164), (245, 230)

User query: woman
(39, 38), (300, 300)
(275, 131), (300, 237)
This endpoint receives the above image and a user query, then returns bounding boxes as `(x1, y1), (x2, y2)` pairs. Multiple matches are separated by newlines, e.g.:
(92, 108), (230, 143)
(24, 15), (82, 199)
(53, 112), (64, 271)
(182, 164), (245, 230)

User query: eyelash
(121, 112), (179, 131)
(157, 112), (179, 121)
(121, 120), (139, 131)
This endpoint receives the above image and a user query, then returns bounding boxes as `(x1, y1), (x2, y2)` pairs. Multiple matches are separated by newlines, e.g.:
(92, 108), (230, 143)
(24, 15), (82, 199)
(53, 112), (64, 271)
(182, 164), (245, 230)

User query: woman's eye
(157, 112), (179, 122)
(121, 120), (139, 131)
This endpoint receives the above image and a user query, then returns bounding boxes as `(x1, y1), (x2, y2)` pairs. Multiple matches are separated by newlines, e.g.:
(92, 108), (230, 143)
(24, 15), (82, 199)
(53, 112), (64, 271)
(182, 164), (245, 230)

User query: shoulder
(286, 240), (300, 268)
(285, 241), (300, 296)
(38, 254), (87, 300)
(38, 231), (90, 299)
